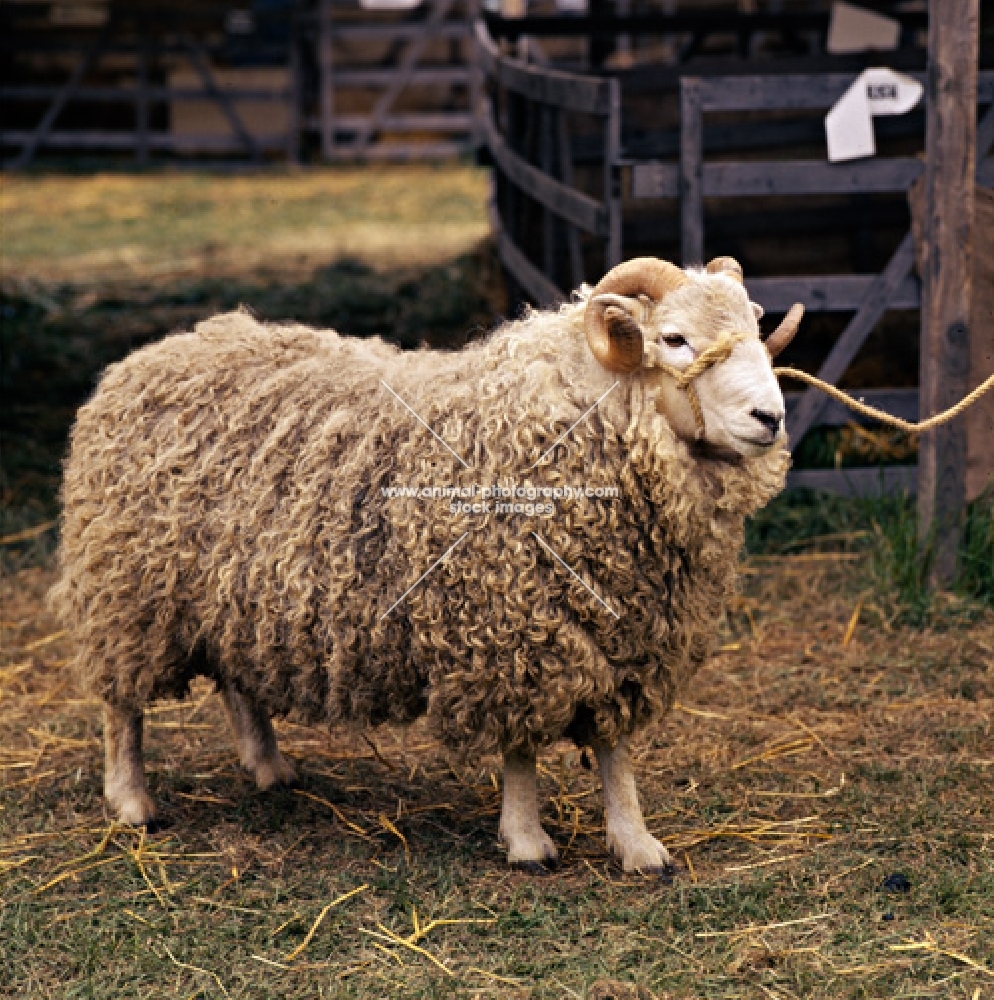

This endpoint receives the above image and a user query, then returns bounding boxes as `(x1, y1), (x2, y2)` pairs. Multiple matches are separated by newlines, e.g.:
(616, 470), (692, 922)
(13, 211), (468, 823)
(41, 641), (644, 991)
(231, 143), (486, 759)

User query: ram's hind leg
(104, 703), (157, 827)
(593, 735), (674, 876)
(221, 683), (296, 791)
(498, 750), (558, 871)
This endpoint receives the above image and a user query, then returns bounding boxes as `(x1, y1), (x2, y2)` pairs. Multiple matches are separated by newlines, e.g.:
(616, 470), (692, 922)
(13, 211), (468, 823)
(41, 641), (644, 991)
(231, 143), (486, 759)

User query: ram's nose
(750, 408), (784, 440)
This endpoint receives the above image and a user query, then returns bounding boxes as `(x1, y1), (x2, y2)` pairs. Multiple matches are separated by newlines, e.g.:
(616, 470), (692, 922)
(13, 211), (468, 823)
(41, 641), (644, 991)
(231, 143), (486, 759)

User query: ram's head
(585, 256), (803, 458)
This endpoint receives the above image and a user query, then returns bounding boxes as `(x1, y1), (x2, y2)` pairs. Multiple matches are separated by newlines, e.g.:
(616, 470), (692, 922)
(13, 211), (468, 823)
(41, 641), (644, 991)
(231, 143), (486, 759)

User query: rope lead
(775, 368), (994, 436)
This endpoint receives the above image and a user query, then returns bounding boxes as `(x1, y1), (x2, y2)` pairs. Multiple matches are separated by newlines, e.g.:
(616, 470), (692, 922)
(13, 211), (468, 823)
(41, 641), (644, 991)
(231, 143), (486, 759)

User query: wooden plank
(631, 162), (680, 199)
(784, 388), (918, 428)
(557, 112), (584, 288)
(136, 22), (150, 166)
(747, 274), (920, 313)
(697, 71), (992, 111)
(488, 193), (563, 306)
(0, 86), (292, 102)
(323, 114), (474, 132)
(785, 234), (917, 448)
(703, 158), (923, 197)
(319, 0), (335, 160)
(966, 187), (994, 500)
(332, 23), (469, 42)
(8, 25), (108, 169)
(541, 106), (555, 282)
(605, 77), (622, 269)
(482, 11), (931, 42)
(786, 467), (917, 496)
(324, 142), (468, 162)
(479, 105), (608, 235)
(333, 67), (470, 86)
(286, 25), (301, 165)
(917, 0), (978, 582)
(466, 0), (483, 151)
(352, 0), (455, 155)
(700, 73), (865, 111)
(1, 132), (292, 151)
(474, 20), (615, 115)
(680, 77), (704, 266)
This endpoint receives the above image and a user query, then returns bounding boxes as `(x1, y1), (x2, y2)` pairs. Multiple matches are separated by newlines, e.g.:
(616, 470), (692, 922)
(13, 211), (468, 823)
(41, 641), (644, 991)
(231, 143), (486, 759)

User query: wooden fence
(1, 1), (478, 166)
(1, 5), (298, 167)
(477, 17), (993, 496)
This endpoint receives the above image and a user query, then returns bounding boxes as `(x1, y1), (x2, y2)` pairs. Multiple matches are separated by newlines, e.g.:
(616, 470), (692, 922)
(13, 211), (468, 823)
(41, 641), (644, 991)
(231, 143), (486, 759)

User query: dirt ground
(1, 169), (992, 999)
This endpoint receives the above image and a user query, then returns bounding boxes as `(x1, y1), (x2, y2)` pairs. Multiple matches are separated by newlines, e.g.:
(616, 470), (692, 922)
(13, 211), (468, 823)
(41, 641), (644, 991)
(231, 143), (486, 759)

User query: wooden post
(604, 78), (622, 269)
(680, 77), (704, 267)
(136, 18), (150, 167)
(917, 0), (979, 583)
(319, 0), (335, 161)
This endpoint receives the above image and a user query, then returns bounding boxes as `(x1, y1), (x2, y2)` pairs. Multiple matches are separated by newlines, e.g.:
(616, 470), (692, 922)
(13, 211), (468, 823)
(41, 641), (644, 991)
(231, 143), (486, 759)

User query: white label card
(824, 68), (923, 163)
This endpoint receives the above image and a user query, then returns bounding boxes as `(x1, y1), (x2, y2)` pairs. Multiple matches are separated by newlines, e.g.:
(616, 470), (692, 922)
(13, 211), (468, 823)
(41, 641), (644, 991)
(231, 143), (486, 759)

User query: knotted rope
(774, 367), (994, 436)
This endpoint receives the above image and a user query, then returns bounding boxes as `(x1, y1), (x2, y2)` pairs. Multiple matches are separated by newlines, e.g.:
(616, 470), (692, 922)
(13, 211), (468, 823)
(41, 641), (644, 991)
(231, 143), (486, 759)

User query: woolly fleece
(52, 301), (789, 756)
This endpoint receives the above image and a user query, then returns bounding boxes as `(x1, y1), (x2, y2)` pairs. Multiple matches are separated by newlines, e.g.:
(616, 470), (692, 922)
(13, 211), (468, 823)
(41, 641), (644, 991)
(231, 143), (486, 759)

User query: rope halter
(584, 255), (805, 443)
(642, 329), (752, 441)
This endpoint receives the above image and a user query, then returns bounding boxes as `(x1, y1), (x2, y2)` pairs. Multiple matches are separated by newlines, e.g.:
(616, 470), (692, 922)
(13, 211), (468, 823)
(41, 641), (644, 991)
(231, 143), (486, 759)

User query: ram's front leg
(499, 749), (558, 871)
(593, 735), (674, 876)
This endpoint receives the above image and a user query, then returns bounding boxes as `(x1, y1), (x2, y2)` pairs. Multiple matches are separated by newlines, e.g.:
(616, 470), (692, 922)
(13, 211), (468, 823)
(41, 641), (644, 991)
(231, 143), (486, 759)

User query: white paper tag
(825, 68), (923, 163)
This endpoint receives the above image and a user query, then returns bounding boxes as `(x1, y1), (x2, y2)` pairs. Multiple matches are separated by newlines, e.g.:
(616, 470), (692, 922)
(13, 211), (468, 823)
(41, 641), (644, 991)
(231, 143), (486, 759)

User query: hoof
(510, 859), (558, 875)
(607, 829), (673, 875)
(253, 754), (297, 792)
(633, 862), (676, 881)
(109, 789), (158, 829)
(141, 816), (170, 835)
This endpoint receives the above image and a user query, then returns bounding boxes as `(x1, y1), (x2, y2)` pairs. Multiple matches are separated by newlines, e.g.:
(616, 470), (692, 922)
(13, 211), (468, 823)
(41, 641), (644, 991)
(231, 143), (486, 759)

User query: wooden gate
(305, 0), (478, 162)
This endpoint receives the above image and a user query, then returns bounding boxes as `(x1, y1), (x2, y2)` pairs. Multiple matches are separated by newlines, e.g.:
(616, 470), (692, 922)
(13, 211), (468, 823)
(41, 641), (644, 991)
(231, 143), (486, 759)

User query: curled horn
(584, 257), (688, 373)
(764, 302), (805, 359)
(705, 256), (744, 283)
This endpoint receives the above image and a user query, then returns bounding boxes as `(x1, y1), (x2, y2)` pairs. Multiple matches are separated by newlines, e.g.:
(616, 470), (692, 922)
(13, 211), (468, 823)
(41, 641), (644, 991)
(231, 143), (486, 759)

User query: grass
(3, 555), (993, 998)
(3, 168), (993, 998)
(1, 167), (490, 281)
(748, 490), (994, 627)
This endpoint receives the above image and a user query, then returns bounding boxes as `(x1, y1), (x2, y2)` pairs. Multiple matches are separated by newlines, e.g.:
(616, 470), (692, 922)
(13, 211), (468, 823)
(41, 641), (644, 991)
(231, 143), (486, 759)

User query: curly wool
(52, 302), (788, 757)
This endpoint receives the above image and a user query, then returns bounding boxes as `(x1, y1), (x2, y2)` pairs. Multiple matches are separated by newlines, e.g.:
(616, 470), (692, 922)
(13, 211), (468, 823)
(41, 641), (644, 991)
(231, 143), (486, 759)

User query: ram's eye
(663, 334), (688, 348)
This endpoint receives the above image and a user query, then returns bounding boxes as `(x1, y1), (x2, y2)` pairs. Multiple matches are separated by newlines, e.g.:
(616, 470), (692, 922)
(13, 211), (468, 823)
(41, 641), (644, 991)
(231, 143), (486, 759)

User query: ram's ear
(587, 293), (646, 372)
(751, 301), (765, 320)
(590, 292), (642, 318)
